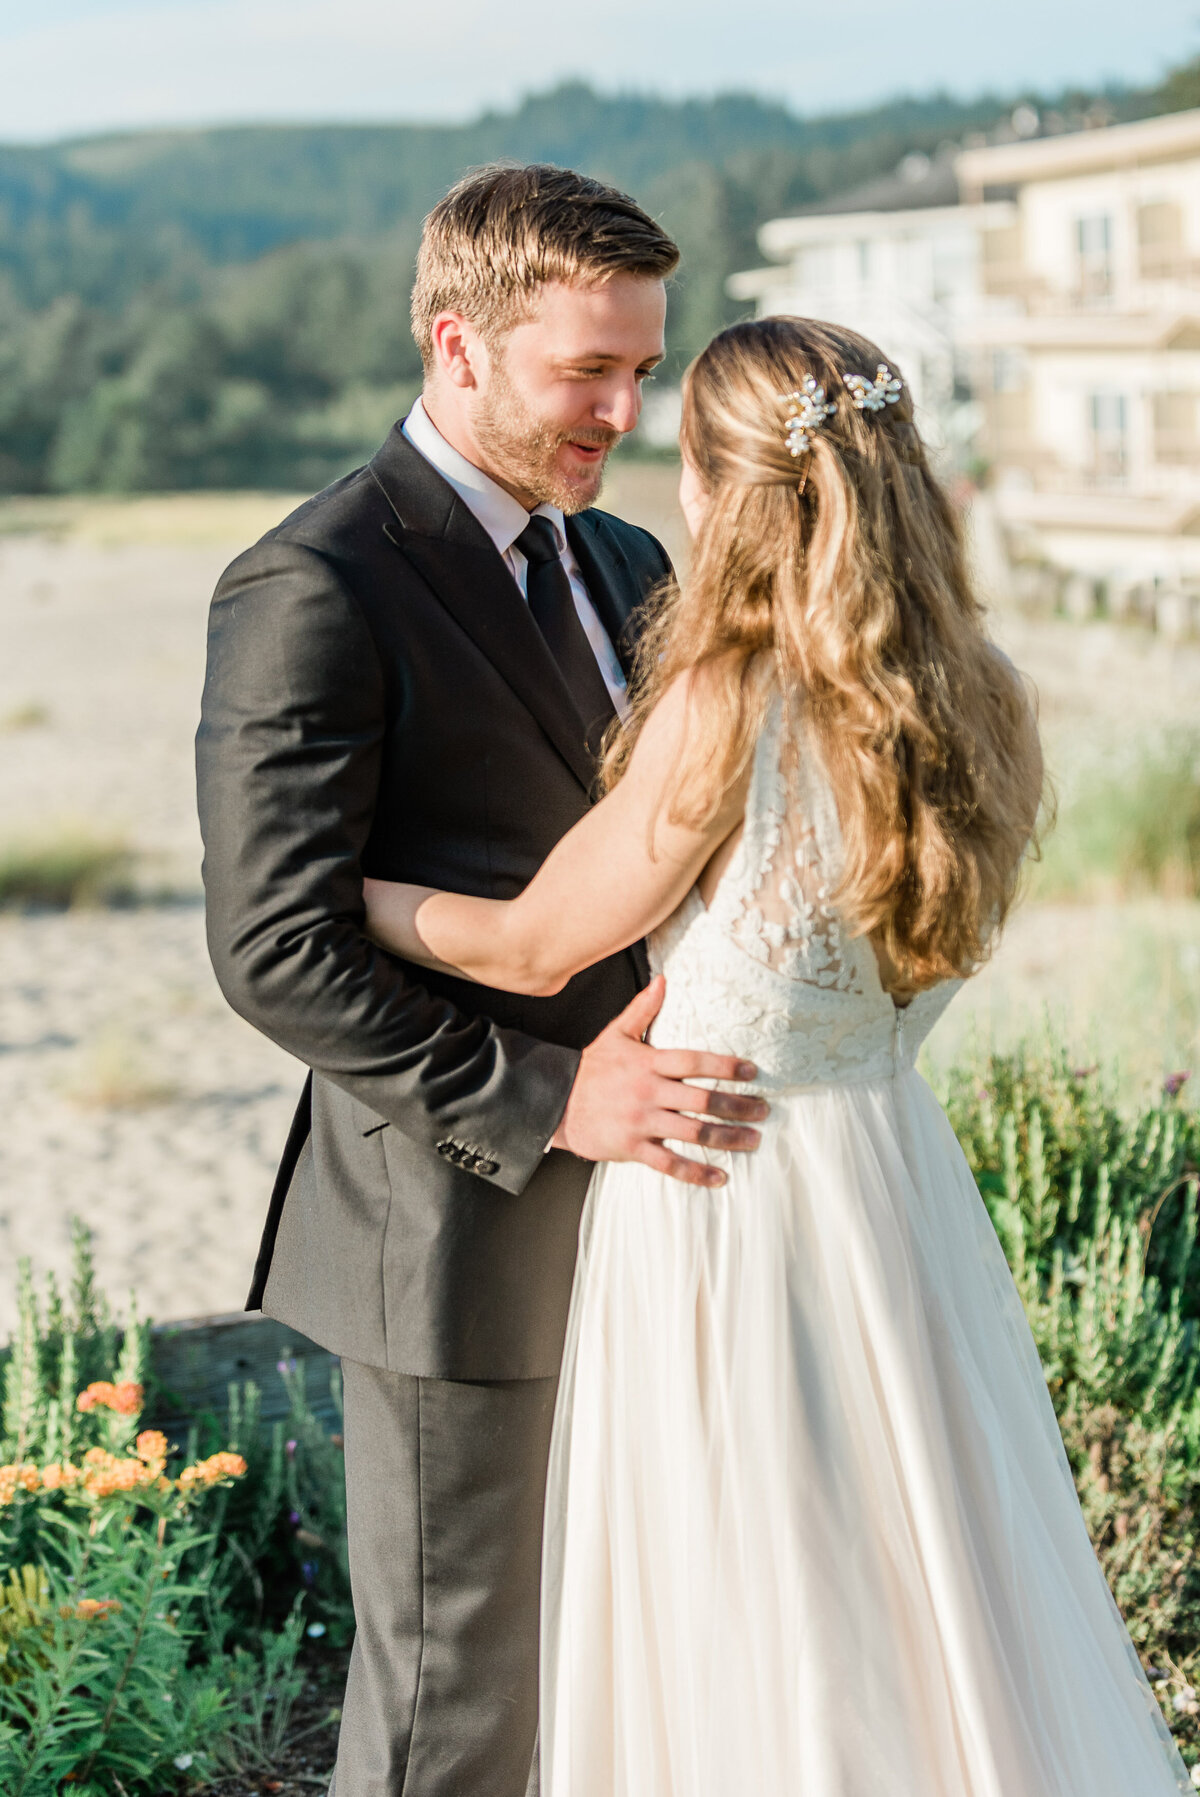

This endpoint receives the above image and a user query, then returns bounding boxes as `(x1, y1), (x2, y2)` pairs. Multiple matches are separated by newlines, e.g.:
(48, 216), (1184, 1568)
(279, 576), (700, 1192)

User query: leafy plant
(0, 830), (135, 909)
(940, 1043), (1200, 1750)
(1034, 731), (1200, 900)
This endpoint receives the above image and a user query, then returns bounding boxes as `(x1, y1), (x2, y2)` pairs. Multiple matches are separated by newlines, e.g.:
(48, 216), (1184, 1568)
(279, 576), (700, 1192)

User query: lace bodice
(648, 688), (961, 1091)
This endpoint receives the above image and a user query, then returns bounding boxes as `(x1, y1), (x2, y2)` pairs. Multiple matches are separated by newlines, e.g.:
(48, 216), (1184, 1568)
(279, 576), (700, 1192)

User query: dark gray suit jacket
(196, 423), (670, 1380)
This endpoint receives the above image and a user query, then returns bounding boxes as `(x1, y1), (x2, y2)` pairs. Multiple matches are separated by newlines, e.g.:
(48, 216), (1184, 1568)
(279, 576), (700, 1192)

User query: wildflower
(174, 1753), (194, 1771)
(41, 1462), (82, 1491)
(286, 1439), (298, 1459)
(72, 1598), (122, 1621)
(306, 1621), (327, 1639)
(76, 1380), (143, 1415)
(0, 1463), (41, 1504)
(135, 1430), (169, 1467)
(1190, 1767), (1200, 1791)
(1174, 1686), (1199, 1715)
(277, 1357), (297, 1376)
(1165, 1071), (1192, 1100)
(176, 1450), (247, 1493)
(301, 1560), (318, 1587)
(79, 1446), (160, 1500)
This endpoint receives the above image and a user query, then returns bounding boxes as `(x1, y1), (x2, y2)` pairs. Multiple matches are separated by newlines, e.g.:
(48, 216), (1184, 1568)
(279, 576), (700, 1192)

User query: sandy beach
(2, 472), (1198, 1338)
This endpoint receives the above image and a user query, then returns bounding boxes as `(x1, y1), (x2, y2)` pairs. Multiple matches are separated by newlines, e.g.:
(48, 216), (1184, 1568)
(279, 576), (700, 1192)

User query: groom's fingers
(616, 974), (667, 1039)
(649, 1047), (757, 1085)
(653, 1076), (768, 1129)
(650, 1111), (761, 1153)
(641, 1143), (728, 1187)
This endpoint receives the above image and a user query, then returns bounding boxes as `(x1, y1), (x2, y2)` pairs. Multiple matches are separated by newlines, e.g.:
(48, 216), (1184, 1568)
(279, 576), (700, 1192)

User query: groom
(197, 163), (766, 1796)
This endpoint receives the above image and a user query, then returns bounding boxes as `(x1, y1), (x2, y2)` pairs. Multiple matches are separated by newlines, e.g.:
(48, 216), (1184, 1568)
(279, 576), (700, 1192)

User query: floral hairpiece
(843, 364), (903, 412)
(778, 376), (836, 457)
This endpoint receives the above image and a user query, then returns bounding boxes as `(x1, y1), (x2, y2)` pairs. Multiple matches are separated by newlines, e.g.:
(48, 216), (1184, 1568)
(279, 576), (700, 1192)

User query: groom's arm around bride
(196, 163), (763, 1797)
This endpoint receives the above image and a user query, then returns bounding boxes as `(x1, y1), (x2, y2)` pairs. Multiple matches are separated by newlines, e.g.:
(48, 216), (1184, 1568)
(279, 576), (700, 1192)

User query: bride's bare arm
(363, 673), (748, 996)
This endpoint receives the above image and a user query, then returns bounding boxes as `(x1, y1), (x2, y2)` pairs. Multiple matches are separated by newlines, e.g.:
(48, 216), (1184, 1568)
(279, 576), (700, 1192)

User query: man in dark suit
(196, 164), (766, 1796)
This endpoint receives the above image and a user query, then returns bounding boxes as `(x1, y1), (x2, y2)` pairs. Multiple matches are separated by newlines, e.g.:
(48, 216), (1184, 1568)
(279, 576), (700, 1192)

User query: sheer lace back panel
(648, 688), (961, 1091)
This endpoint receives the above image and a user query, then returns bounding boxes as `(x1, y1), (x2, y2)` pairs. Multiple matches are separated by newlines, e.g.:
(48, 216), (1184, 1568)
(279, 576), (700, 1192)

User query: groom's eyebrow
(566, 351), (665, 367)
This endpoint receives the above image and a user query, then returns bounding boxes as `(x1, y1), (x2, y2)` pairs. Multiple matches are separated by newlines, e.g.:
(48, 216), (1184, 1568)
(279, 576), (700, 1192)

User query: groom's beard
(473, 358), (619, 514)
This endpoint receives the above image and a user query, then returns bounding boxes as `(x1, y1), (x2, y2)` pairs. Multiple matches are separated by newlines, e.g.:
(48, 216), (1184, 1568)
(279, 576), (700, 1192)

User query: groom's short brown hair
(411, 163), (679, 371)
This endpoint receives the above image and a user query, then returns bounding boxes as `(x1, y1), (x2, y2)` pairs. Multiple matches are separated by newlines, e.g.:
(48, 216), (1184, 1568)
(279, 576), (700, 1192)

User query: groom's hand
(549, 975), (768, 1187)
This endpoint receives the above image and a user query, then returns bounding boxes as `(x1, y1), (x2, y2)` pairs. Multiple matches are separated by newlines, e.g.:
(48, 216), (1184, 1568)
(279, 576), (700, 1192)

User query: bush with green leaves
(0, 1226), (343, 1793)
(939, 1043), (1200, 1756)
(1035, 730), (1200, 900)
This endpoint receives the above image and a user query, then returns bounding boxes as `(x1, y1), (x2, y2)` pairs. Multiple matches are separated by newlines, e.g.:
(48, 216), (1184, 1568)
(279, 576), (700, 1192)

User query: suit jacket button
(477, 1159), (498, 1176)
(462, 1152), (480, 1170)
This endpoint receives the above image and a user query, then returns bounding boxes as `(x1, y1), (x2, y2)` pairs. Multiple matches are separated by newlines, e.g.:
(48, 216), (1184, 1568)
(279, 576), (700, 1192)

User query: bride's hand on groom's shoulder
(550, 976), (767, 1186)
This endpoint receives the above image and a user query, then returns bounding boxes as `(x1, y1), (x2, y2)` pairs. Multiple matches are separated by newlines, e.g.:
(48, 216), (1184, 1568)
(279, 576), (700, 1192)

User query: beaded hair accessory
(843, 364), (904, 412)
(778, 377), (837, 457)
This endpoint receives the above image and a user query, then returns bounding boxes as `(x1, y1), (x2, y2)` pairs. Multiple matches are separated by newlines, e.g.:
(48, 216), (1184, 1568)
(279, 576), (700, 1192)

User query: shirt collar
(402, 395), (566, 558)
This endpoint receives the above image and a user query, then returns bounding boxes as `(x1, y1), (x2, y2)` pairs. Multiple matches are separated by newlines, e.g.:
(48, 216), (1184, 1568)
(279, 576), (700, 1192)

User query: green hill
(0, 77), (1173, 492)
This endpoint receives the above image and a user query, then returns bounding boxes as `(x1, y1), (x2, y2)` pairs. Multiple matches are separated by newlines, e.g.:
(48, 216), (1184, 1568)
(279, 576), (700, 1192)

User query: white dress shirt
(402, 396), (629, 717)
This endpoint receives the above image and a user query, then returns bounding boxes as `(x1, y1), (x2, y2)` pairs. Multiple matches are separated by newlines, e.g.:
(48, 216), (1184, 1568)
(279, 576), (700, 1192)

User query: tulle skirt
(540, 1069), (1190, 1797)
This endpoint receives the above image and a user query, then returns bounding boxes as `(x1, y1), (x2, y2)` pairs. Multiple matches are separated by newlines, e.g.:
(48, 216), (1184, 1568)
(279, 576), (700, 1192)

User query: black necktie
(515, 515), (616, 757)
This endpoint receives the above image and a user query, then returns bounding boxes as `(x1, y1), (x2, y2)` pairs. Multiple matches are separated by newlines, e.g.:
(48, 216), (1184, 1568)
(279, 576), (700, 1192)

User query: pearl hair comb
(778, 364), (906, 460)
(778, 377), (837, 457)
(843, 364), (904, 412)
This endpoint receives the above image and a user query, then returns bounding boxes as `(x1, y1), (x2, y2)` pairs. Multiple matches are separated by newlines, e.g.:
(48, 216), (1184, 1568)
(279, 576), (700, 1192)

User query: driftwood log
(147, 1310), (340, 1438)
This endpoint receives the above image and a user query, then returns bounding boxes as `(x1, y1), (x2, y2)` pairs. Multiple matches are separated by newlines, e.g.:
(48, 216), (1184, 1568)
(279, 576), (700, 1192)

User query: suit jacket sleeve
(195, 537), (580, 1196)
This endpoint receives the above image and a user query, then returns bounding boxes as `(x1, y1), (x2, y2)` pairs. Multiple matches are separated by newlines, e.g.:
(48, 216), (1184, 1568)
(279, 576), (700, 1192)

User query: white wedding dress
(540, 691), (1189, 1797)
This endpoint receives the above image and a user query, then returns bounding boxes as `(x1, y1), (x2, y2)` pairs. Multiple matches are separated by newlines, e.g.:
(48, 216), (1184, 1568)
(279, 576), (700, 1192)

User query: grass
(0, 492), (309, 547)
(0, 829), (135, 909)
(1034, 730), (1200, 902)
(0, 702), (50, 732)
(65, 1025), (180, 1110)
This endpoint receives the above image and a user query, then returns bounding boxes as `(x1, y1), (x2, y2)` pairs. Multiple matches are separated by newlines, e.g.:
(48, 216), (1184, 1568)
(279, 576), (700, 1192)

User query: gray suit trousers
(329, 1361), (558, 1797)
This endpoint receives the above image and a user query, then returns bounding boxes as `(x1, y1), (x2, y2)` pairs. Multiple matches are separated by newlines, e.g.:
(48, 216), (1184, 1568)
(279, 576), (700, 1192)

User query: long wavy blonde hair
(602, 316), (1043, 989)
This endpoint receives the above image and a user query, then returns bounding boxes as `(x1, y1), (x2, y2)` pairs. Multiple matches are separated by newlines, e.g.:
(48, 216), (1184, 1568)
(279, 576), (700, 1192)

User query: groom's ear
(429, 311), (489, 391)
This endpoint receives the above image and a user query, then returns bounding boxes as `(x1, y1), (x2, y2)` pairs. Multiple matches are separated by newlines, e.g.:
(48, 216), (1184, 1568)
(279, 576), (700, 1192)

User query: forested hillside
(0, 74), (1181, 492)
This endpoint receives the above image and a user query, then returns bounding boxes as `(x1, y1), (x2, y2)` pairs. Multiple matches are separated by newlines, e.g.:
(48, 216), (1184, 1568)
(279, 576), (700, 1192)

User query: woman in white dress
(363, 317), (1190, 1796)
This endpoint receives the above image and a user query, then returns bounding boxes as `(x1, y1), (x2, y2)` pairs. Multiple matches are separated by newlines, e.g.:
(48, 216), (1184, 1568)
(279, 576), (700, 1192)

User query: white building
(727, 151), (1010, 460)
(732, 109), (1200, 612)
(957, 108), (1200, 597)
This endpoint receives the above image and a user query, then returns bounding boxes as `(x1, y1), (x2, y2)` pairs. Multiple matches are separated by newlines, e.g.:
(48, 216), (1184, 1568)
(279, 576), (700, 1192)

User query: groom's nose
(592, 375), (643, 438)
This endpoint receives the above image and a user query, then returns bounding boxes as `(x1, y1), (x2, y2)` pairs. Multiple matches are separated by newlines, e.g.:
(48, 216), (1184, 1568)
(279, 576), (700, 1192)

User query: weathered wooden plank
(147, 1310), (340, 1437)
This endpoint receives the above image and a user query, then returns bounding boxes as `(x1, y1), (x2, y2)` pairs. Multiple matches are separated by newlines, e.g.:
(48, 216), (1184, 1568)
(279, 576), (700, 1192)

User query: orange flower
(76, 1380), (143, 1416)
(135, 1430), (168, 1467)
(71, 1597), (122, 1621)
(0, 1463), (40, 1504)
(78, 1447), (160, 1500)
(40, 1462), (82, 1491)
(176, 1450), (247, 1493)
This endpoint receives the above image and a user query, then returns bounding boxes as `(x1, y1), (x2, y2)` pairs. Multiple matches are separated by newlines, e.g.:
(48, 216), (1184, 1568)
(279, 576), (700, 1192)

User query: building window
(1152, 391), (1198, 465)
(1137, 200), (1184, 280)
(1088, 393), (1127, 481)
(1075, 215), (1114, 302)
(992, 349), (1028, 393)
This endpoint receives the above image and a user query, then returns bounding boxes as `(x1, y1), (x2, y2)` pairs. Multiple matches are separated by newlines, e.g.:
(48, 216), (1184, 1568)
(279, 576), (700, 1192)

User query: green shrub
(0, 1227), (337, 1792)
(940, 1043), (1200, 1753)
(1035, 730), (1200, 900)
(0, 832), (135, 909)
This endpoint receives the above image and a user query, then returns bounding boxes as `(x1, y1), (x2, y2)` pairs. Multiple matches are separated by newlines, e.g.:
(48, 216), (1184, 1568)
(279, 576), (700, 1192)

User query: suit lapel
(372, 425), (656, 989)
(372, 427), (597, 794)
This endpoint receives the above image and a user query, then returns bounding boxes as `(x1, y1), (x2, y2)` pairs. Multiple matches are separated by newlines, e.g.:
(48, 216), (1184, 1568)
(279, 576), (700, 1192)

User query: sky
(0, 0), (1196, 143)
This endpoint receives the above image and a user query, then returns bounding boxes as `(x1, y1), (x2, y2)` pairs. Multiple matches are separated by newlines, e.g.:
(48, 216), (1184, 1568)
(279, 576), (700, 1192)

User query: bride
(362, 317), (1189, 1795)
